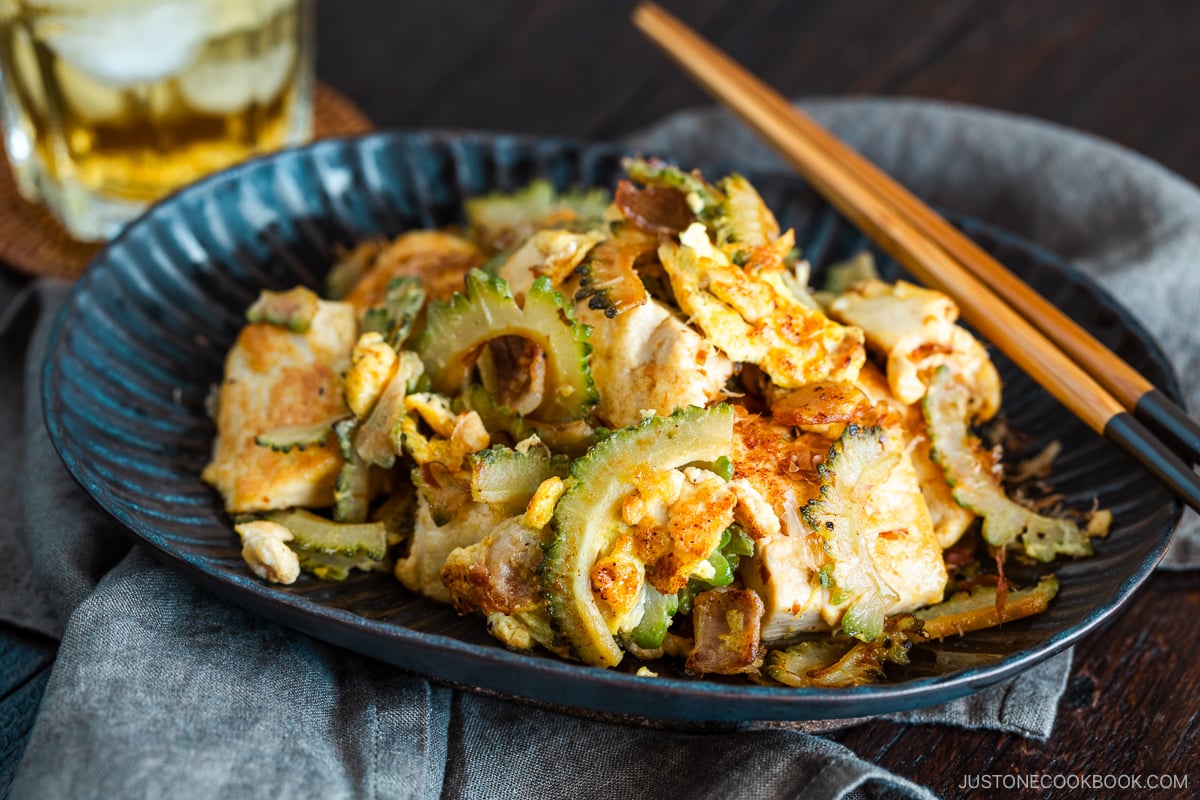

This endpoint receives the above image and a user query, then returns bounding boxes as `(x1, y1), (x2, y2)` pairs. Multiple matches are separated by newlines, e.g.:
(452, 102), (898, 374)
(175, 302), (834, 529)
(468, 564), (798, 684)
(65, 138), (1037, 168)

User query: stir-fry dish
(202, 161), (1111, 686)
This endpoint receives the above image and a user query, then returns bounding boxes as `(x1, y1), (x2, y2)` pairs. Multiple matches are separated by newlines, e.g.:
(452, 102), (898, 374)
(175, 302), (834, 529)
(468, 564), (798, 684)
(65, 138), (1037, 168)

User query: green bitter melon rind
(333, 418), (370, 524)
(801, 424), (901, 643)
(253, 419), (338, 453)
(622, 158), (723, 223)
(362, 276), (426, 349)
(416, 269), (596, 423)
(245, 286), (320, 333)
(261, 508), (387, 559)
(465, 179), (610, 252)
(714, 173), (777, 249)
(542, 404), (735, 667)
(922, 367), (1093, 561)
(469, 440), (570, 515)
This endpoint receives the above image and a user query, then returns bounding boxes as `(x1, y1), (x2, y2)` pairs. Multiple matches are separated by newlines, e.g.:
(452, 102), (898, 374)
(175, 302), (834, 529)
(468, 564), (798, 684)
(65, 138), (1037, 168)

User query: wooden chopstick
(633, 2), (1200, 514)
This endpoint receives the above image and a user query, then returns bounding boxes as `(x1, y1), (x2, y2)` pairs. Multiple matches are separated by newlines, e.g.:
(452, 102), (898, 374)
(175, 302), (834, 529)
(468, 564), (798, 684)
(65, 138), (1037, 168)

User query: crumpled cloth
(5, 96), (1199, 799)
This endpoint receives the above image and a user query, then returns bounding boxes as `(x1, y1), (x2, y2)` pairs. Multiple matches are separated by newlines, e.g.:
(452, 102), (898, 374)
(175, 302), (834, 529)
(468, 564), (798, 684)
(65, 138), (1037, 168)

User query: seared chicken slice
(202, 299), (356, 513)
(829, 279), (1000, 420)
(578, 297), (732, 429)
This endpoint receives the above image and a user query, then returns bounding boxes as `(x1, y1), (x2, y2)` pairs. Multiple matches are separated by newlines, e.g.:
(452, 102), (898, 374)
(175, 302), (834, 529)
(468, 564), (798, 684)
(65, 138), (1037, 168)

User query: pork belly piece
(441, 515), (546, 616)
(686, 587), (765, 675)
(202, 299), (357, 513)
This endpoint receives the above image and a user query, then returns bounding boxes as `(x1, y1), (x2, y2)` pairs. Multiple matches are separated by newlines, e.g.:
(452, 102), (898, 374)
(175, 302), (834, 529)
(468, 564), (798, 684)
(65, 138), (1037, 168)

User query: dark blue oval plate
(42, 132), (1182, 722)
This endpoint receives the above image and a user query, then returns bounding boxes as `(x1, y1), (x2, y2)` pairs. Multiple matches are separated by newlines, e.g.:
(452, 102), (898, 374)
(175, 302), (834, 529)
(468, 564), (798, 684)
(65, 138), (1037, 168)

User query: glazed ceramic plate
(42, 132), (1182, 721)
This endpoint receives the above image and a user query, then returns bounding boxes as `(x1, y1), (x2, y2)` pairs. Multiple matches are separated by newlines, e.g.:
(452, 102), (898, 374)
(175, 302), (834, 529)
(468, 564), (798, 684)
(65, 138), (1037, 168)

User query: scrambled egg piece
(344, 332), (399, 419)
(524, 476), (565, 529)
(579, 297), (732, 429)
(202, 299), (356, 513)
(620, 465), (736, 595)
(660, 223), (865, 389)
(400, 403), (491, 471)
(829, 279), (1000, 419)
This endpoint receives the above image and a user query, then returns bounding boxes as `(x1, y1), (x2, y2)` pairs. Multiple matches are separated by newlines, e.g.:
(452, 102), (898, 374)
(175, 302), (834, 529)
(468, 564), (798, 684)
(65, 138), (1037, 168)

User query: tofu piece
(344, 230), (485, 311)
(579, 297), (733, 429)
(395, 498), (507, 603)
(829, 279), (1000, 420)
(202, 299), (356, 513)
(732, 404), (947, 643)
(496, 229), (604, 301)
(856, 361), (976, 549)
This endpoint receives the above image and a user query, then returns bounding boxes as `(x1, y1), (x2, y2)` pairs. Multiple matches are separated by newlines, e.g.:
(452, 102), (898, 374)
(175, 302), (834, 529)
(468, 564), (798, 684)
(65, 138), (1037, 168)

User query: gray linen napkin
(5, 96), (1198, 799)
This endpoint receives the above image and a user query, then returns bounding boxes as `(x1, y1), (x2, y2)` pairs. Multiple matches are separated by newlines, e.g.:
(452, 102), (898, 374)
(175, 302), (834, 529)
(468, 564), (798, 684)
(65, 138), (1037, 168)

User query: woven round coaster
(0, 83), (374, 280)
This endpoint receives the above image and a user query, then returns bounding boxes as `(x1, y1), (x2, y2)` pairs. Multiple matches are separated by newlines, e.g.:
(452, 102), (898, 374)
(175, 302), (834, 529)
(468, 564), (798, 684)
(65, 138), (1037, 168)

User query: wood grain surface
(4, 2), (1199, 798)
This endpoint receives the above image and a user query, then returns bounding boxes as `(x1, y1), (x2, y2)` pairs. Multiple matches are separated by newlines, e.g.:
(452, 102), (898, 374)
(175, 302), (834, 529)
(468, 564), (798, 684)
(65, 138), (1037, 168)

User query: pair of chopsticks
(633, 3), (1200, 513)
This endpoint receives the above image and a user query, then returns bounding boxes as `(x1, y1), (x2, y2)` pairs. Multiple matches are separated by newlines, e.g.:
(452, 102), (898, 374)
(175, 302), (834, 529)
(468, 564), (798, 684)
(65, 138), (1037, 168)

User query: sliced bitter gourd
(469, 439), (570, 516)
(245, 286), (320, 333)
(542, 404), (735, 667)
(461, 385), (597, 456)
(923, 367), (1094, 561)
(253, 418), (339, 453)
(713, 173), (779, 251)
(915, 575), (1059, 639)
(572, 224), (653, 318)
(260, 508), (386, 556)
(333, 418), (370, 524)
(765, 615), (923, 688)
(261, 507), (388, 581)
(416, 270), (596, 422)
(362, 277), (426, 349)
(801, 425), (901, 643)
(466, 179), (610, 253)
(763, 639), (854, 687)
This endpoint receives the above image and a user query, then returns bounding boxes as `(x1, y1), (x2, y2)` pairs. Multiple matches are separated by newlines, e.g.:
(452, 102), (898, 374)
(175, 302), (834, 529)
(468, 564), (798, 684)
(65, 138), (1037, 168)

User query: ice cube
(178, 41), (296, 115)
(38, 1), (216, 87)
(207, 0), (294, 39)
(11, 26), (46, 115)
(56, 61), (127, 123)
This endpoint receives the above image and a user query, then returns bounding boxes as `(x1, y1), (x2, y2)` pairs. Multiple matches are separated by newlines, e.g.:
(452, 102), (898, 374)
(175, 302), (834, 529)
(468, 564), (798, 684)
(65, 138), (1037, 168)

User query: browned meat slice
(686, 587), (765, 675)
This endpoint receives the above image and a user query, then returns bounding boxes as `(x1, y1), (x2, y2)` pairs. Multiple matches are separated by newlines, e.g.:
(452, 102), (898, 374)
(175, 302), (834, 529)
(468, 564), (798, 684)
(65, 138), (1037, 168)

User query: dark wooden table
(4, 2), (1199, 798)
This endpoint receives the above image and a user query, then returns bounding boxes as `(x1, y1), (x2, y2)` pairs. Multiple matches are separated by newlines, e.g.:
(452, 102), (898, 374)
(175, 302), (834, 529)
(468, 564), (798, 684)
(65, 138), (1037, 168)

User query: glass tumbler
(0, 0), (314, 241)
